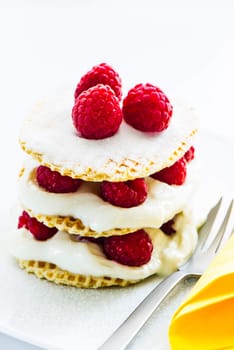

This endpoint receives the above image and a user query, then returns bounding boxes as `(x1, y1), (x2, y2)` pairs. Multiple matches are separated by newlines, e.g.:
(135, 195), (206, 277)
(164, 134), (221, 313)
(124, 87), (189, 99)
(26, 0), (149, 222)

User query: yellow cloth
(169, 233), (234, 350)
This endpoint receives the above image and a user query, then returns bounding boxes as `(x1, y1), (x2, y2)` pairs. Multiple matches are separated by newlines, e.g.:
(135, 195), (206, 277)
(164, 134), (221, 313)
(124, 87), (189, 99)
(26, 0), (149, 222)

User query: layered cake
(11, 63), (200, 288)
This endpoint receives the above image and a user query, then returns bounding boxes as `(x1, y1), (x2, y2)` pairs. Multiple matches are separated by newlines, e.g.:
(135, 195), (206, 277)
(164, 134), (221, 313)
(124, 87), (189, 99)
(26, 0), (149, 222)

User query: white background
(1, 0), (234, 196)
(0, 1), (233, 349)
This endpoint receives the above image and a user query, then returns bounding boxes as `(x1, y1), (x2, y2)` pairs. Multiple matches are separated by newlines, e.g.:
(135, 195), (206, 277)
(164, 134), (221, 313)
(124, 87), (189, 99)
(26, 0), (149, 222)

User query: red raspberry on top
(184, 146), (195, 162)
(36, 166), (81, 193)
(18, 211), (57, 241)
(151, 157), (187, 185)
(103, 230), (153, 266)
(74, 63), (122, 101)
(123, 83), (173, 132)
(101, 178), (148, 208)
(72, 84), (122, 139)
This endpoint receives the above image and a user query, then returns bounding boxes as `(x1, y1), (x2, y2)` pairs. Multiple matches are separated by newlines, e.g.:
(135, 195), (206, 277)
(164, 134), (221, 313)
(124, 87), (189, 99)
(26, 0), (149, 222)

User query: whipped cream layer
(18, 159), (199, 232)
(19, 92), (198, 180)
(10, 212), (198, 280)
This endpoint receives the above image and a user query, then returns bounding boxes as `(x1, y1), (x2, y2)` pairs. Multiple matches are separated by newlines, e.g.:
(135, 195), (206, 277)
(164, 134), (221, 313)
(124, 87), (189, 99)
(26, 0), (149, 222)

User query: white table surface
(0, 1), (234, 349)
(0, 333), (43, 350)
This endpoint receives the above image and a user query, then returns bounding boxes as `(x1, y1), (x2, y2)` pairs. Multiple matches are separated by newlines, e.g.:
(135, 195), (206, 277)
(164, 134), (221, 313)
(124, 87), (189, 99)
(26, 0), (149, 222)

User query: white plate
(0, 130), (233, 350)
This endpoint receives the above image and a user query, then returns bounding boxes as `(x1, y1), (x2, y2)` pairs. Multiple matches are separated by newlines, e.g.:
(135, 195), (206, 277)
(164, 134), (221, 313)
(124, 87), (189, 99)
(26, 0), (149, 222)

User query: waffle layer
(18, 260), (139, 288)
(19, 94), (197, 182)
(26, 210), (134, 237)
(20, 132), (195, 182)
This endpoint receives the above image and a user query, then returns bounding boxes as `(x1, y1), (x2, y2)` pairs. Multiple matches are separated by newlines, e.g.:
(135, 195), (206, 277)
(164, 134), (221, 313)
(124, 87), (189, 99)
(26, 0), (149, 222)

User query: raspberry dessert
(72, 84), (122, 139)
(100, 178), (148, 208)
(74, 62), (122, 101)
(10, 63), (206, 288)
(18, 211), (58, 241)
(123, 83), (173, 132)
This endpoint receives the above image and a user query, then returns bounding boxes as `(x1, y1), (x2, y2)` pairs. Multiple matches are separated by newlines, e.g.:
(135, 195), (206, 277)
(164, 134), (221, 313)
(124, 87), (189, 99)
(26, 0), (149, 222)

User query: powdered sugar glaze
(19, 91), (198, 180)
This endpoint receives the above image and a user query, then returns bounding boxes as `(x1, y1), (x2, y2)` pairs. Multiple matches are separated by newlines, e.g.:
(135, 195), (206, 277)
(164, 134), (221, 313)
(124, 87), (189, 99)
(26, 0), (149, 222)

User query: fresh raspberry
(74, 63), (122, 100)
(18, 211), (57, 241)
(103, 230), (153, 266)
(18, 210), (31, 229)
(123, 83), (173, 132)
(160, 219), (176, 236)
(72, 84), (122, 139)
(184, 146), (195, 162)
(151, 157), (187, 185)
(100, 178), (148, 208)
(36, 166), (81, 193)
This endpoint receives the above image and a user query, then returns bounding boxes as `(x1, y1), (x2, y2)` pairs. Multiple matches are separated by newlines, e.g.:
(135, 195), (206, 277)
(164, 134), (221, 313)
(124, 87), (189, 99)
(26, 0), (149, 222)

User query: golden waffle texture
(27, 209), (136, 237)
(20, 130), (196, 182)
(18, 260), (139, 288)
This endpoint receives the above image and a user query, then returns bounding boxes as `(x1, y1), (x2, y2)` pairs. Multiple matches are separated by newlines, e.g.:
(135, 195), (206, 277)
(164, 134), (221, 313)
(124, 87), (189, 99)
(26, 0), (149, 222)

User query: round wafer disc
(18, 260), (139, 288)
(19, 92), (197, 182)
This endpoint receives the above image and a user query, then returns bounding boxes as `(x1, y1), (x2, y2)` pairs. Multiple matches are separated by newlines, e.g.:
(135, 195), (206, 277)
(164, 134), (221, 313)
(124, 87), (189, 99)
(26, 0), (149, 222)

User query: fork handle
(98, 270), (187, 350)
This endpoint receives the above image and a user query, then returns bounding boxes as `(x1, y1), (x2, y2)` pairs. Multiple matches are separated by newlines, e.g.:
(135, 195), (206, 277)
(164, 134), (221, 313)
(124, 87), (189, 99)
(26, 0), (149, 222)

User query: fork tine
(198, 197), (223, 249)
(207, 199), (234, 254)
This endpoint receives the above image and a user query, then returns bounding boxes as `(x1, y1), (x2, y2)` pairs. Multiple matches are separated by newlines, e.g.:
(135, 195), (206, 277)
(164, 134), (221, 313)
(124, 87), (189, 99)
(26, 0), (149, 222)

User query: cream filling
(10, 212), (198, 280)
(18, 159), (199, 232)
(11, 173), (220, 280)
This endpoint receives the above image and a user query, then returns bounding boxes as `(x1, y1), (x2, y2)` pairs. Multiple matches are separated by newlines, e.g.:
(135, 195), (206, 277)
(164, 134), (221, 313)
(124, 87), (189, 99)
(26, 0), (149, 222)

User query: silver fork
(99, 198), (234, 350)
